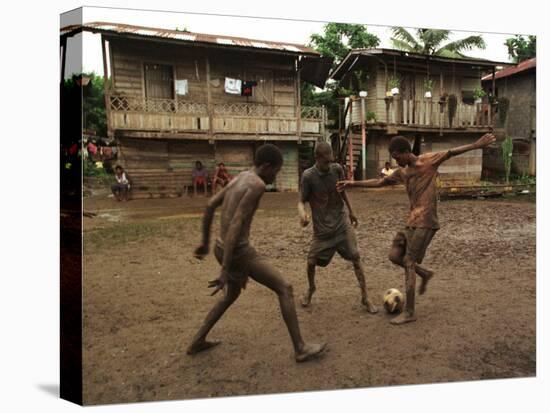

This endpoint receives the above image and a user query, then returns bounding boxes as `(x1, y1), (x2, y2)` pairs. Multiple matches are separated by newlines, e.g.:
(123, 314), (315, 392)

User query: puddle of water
(97, 213), (121, 222)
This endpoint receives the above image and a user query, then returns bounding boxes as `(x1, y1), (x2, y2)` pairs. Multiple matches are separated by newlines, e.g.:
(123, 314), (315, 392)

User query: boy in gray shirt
(298, 142), (377, 313)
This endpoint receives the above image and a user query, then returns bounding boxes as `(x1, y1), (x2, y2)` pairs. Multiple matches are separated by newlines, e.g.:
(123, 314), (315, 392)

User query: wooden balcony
(347, 97), (495, 132)
(107, 95), (325, 139)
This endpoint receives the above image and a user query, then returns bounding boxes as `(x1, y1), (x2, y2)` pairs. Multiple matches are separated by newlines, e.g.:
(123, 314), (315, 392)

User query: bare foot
(362, 297), (378, 314)
(419, 271), (434, 295)
(186, 340), (221, 355)
(390, 312), (417, 325)
(301, 289), (315, 307)
(295, 342), (327, 363)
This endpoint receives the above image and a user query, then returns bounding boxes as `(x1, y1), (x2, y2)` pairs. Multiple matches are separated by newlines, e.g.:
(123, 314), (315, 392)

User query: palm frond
(390, 27), (419, 50)
(390, 38), (418, 52)
(436, 35), (486, 55)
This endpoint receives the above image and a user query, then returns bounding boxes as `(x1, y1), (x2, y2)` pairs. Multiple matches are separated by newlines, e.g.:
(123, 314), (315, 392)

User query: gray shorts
(393, 227), (437, 264)
(308, 228), (360, 267)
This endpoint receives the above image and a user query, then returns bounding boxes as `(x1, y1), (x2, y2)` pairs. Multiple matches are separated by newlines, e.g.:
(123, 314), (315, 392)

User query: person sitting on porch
(111, 165), (131, 201)
(192, 161), (209, 196)
(380, 162), (394, 177)
(212, 162), (233, 193)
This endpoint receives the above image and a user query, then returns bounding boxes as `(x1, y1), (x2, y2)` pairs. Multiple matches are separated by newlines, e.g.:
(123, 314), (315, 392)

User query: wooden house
(61, 22), (332, 196)
(329, 48), (509, 182)
(481, 57), (536, 177)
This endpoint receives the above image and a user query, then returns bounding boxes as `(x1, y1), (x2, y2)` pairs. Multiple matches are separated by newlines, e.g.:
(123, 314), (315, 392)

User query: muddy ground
(81, 189), (536, 405)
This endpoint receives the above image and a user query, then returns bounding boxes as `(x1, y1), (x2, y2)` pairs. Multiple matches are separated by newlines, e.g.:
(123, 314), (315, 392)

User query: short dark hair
(218, 162), (225, 167)
(314, 141), (332, 157)
(115, 165), (123, 171)
(388, 136), (411, 154)
(254, 144), (283, 167)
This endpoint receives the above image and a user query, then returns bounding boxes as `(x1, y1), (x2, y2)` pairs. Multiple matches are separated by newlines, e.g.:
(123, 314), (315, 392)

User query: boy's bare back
(218, 170), (265, 248)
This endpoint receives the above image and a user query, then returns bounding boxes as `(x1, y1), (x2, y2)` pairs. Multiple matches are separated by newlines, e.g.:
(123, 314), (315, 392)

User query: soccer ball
(383, 288), (404, 314)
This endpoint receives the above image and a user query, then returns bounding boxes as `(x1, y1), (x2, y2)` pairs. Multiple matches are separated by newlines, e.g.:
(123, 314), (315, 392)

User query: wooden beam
(205, 56), (213, 141)
(60, 37), (67, 83)
(296, 58), (302, 143)
(101, 35), (113, 137)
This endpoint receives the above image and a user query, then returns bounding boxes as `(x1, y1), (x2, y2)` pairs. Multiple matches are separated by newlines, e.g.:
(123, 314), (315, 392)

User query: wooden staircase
(127, 170), (192, 199)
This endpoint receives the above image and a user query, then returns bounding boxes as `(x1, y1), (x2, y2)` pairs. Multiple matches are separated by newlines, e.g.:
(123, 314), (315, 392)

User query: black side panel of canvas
(60, 9), (83, 405)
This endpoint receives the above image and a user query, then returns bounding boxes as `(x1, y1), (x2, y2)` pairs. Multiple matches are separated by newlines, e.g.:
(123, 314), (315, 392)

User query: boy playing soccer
(337, 133), (496, 325)
(189, 144), (326, 362)
(298, 142), (377, 313)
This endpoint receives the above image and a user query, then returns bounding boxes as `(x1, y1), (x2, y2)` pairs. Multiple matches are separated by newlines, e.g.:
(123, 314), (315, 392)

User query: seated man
(111, 165), (131, 201)
(212, 162), (233, 194)
(380, 161), (394, 177)
(192, 161), (209, 196)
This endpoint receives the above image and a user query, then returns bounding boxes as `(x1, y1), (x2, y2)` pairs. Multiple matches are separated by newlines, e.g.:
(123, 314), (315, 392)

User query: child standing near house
(337, 133), (496, 325)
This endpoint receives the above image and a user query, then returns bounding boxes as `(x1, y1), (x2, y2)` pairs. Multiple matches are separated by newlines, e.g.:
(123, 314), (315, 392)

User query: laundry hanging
(175, 79), (188, 96)
(241, 80), (258, 97)
(224, 77), (242, 95)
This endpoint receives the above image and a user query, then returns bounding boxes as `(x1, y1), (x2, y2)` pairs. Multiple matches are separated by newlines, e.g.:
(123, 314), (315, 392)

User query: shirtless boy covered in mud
(189, 143), (326, 362)
(338, 133), (496, 325)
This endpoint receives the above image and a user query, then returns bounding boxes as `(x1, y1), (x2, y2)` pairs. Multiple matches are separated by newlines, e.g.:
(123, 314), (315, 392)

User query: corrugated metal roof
(482, 57), (536, 81)
(60, 22), (319, 56)
(330, 48), (511, 81)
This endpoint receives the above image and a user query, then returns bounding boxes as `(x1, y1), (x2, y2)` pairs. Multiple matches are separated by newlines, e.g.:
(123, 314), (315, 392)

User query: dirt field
(82, 189), (536, 405)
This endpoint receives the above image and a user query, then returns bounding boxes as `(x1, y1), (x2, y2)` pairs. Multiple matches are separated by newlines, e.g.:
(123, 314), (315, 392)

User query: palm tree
(390, 27), (486, 58)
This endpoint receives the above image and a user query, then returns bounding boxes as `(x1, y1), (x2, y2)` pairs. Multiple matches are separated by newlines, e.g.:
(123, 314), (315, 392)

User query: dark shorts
(111, 183), (129, 192)
(308, 228), (360, 267)
(214, 241), (263, 289)
(393, 227), (437, 264)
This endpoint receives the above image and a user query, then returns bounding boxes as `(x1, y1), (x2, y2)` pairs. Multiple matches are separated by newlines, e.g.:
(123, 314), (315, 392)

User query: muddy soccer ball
(383, 288), (404, 314)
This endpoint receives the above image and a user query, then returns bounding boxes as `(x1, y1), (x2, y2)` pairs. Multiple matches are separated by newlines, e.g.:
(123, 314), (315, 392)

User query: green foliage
(473, 87), (486, 100)
(388, 75), (401, 90)
(423, 77), (434, 92)
(390, 27), (486, 58)
(505, 35), (536, 63)
(501, 136), (513, 183)
(366, 111), (377, 122)
(309, 23), (380, 69)
(510, 173), (536, 185)
(64, 72), (107, 137)
(84, 159), (112, 184)
(304, 23), (380, 127)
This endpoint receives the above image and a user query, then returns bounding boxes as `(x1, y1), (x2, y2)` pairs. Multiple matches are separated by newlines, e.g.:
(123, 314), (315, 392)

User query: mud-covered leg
(389, 236), (434, 295)
(301, 259), (317, 307)
(187, 282), (241, 354)
(351, 258), (378, 314)
(249, 260), (326, 362)
(391, 255), (418, 325)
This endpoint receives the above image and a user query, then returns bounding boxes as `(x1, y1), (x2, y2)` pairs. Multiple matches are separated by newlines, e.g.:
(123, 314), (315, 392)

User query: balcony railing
(346, 97), (495, 129)
(107, 95), (325, 135)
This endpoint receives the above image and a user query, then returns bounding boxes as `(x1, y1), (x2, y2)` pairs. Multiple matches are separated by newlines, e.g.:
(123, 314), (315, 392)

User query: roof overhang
(330, 48), (513, 81)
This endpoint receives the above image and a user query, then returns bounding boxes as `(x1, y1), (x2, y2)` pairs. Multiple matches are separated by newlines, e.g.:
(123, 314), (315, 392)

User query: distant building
(329, 48), (509, 182)
(482, 57), (536, 177)
(61, 22), (332, 196)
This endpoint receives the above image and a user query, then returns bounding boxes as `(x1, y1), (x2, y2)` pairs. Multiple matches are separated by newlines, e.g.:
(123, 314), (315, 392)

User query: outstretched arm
(194, 185), (228, 259)
(448, 133), (496, 159)
(336, 173), (400, 192)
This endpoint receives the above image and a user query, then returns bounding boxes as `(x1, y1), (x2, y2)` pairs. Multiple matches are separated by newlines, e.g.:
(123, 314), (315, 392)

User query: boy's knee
(279, 281), (294, 297)
(307, 258), (317, 268)
(389, 250), (403, 265)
